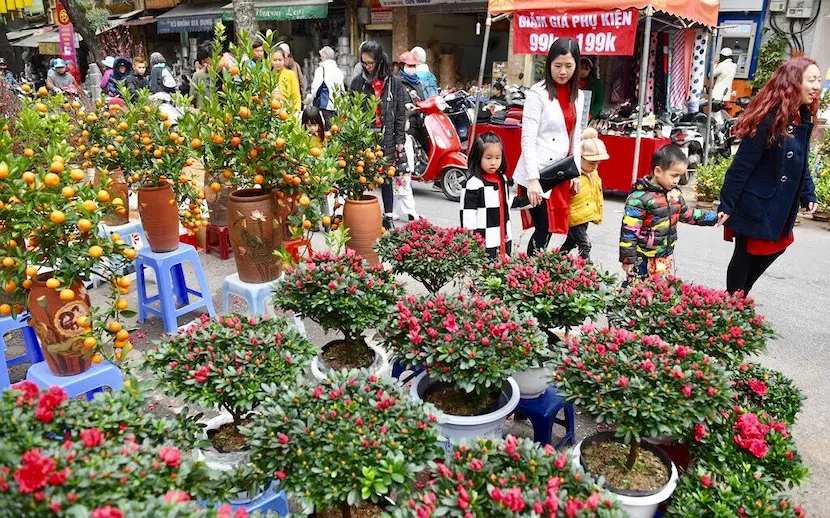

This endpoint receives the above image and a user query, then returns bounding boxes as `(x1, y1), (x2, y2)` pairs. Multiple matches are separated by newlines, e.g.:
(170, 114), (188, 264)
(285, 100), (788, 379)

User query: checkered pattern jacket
(460, 173), (514, 260)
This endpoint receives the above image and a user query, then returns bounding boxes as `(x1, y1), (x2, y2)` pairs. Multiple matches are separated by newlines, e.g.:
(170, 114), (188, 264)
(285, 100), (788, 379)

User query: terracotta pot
(28, 277), (93, 376)
(206, 182), (232, 226)
(695, 199), (715, 210)
(94, 168), (129, 225)
(342, 195), (382, 265)
(138, 184), (180, 253)
(227, 189), (283, 283)
(813, 210), (830, 222)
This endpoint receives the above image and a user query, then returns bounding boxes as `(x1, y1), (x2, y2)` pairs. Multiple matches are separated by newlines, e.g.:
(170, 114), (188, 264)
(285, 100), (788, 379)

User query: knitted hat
(581, 128), (609, 161)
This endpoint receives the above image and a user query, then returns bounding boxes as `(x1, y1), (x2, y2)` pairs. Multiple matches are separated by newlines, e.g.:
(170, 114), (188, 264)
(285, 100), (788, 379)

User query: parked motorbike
(443, 90), (476, 146)
(151, 92), (184, 128)
(406, 95), (468, 201)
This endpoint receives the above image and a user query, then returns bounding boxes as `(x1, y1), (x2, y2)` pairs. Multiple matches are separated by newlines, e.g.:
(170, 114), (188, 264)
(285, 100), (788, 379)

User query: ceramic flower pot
(342, 195), (382, 265)
(27, 277), (93, 376)
(227, 189), (283, 283)
(310, 340), (390, 381)
(94, 168), (130, 226)
(695, 199), (715, 210)
(410, 372), (520, 445)
(512, 367), (550, 399)
(812, 210), (830, 222)
(138, 184), (180, 252)
(573, 432), (678, 518)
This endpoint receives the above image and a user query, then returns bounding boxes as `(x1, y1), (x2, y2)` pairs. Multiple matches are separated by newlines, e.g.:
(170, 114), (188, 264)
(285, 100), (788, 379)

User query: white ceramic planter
(310, 341), (391, 381)
(573, 436), (678, 518)
(410, 372), (520, 443)
(512, 367), (550, 399)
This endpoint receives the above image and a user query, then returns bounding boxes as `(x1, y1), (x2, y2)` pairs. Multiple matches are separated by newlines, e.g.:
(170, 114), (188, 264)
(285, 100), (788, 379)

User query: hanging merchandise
(669, 31), (689, 110)
(689, 29), (709, 112)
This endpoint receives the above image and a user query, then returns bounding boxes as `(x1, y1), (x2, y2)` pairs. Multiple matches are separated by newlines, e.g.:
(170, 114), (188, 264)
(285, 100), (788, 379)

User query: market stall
(472, 0), (719, 190)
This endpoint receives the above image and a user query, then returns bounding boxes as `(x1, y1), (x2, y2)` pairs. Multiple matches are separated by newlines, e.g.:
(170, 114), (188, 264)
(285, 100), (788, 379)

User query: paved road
(405, 181), (830, 512)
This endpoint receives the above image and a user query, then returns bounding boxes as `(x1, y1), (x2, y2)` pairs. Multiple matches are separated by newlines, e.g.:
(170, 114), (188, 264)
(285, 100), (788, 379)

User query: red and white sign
(512, 8), (638, 56)
(56, 3), (78, 65)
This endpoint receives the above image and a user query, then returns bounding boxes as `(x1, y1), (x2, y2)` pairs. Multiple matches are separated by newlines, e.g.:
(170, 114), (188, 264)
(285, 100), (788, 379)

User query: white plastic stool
(221, 273), (306, 335)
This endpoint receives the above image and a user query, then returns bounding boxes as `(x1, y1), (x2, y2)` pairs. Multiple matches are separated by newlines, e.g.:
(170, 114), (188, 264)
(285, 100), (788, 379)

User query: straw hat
(581, 128), (609, 161)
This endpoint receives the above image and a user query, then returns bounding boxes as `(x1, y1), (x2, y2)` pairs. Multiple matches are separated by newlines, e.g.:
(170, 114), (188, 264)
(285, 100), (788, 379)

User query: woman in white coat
(514, 38), (585, 254)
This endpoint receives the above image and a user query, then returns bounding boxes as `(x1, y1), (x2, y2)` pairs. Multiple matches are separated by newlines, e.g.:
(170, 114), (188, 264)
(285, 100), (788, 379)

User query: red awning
(488, 0), (718, 27)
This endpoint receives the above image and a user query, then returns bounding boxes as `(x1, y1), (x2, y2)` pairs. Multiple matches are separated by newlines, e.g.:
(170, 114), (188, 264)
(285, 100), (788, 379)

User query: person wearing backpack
(310, 46), (344, 123)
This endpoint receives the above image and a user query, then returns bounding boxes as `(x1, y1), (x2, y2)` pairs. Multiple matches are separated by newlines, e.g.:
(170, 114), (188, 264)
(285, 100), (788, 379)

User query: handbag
(511, 156), (580, 209)
(312, 67), (330, 109)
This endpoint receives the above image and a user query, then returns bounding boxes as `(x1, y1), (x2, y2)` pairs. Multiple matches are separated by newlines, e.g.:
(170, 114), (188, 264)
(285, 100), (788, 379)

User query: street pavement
(5, 180), (828, 513)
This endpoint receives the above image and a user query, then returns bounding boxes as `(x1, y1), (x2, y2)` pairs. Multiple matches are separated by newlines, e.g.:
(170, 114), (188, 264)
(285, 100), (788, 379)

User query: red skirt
(724, 227), (794, 255)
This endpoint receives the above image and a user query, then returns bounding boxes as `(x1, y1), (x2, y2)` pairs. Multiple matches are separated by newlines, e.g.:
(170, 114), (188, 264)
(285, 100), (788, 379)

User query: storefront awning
(38, 29), (82, 55)
(10, 27), (54, 48)
(220, 0), (329, 21)
(487, 0), (718, 27)
(379, 0), (482, 7)
(155, 2), (226, 33)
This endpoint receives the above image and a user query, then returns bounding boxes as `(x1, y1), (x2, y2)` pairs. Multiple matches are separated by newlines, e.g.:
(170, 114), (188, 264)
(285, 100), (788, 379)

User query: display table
(598, 135), (671, 192)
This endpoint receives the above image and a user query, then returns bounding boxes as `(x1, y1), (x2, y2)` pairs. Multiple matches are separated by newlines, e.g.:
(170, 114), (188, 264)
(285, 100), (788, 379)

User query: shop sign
(371, 7), (392, 23)
(221, 3), (328, 21)
(158, 15), (221, 33)
(56, 3), (78, 65)
(512, 8), (638, 56)
(379, 0), (482, 7)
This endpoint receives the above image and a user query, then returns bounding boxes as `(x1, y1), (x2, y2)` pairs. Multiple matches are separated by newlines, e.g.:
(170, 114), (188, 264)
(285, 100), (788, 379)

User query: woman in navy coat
(718, 57), (822, 295)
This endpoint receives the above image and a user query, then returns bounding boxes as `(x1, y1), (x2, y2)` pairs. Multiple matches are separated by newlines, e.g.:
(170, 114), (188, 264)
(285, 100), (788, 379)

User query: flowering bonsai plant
(730, 363), (803, 424)
(0, 382), (233, 515)
(391, 436), (626, 518)
(273, 249), (403, 373)
(668, 464), (807, 518)
(243, 370), (442, 517)
(379, 293), (548, 414)
(690, 410), (807, 491)
(476, 251), (613, 335)
(0, 94), (136, 372)
(694, 156), (730, 203)
(551, 326), (733, 491)
(607, 276), (774, 365)
(88, 494), (260, 518)
(144, 313), (316, 454)
(375, 220), (487, 294)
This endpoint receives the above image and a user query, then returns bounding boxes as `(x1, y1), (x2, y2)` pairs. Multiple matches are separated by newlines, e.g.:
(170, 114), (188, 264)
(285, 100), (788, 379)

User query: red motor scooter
(407, 95), (468, 201)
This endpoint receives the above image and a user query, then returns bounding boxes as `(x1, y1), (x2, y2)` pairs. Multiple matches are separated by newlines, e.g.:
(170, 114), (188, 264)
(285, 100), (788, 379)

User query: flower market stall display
(693, 156), (730, 208)
(328, 90), (392, 265)
(144, 313), (316, 476)
(243, 370), (443, 518)
(814, 160), (830, 221)
(374, 220), (487, 294)
(0, 97), (137, 375)
(475, 251), (613, 397)
(88, 495), (264, 518)
(551, 327), (733, 517)
(729, 363), (803, 425)
(181, 26), (337, 282)
(110, 89), (206, 252)
(0, 381), (234, 515)
(391, 436), (627, 518)
(608, 276), (773, 366)
(273, 250), (402, 379)
(379, 293), (548, 441)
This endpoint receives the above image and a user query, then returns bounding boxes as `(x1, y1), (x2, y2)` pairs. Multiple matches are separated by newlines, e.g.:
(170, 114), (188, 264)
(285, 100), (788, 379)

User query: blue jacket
(719, 109), (816, 241)
(415, 70), (439, 98)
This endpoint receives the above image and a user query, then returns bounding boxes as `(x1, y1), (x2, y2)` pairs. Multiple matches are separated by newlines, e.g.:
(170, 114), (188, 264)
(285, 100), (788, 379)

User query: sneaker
(382, 216), (394, 230)
(407, 214), (419, 221)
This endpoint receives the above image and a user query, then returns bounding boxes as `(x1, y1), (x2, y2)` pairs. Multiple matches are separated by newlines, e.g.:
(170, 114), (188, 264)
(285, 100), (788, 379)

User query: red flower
(694, 423), (708, 442)
(80, 428), (104, 448)
(158, 446), (182, 468)
(681, 385), (693, 398)
(748, 379), (768, 397)
(274, 470), (287, 480)
(700, 473), (712, 487)
(617, 376), (629, 388)
(192, 365), (210, 384)
(13, 449), (56, 493)
(164, 490), (191, 503)
(91, 507), (124, 518)
(34, 386), (67, 423)
(11, 380), (39, 403)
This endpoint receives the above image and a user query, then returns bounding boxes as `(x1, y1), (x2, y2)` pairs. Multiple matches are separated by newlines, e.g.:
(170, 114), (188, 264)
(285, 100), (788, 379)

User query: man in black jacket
(124, 56), (149, 100)
(349, 41), (407, 230)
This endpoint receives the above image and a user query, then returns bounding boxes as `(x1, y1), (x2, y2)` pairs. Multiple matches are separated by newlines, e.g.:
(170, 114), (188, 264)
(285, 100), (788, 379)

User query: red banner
(512, 8), (638, 56)
(56, 3), (77, 66)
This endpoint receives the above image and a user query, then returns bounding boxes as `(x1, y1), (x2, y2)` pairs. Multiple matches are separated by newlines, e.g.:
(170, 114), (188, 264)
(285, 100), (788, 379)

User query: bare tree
(232, 0), (257, 43)
(60, 0), (105, 64)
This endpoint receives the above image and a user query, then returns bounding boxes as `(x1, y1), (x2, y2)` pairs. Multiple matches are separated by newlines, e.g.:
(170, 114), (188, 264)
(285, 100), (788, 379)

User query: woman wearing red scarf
(513, 38), (586, 254)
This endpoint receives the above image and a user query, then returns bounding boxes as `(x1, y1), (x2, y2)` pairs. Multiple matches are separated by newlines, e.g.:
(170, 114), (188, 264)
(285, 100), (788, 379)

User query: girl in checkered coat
(460, 132), (513, 260)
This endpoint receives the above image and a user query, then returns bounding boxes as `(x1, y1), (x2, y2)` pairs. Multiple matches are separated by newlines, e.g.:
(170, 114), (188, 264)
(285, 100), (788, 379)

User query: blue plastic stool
(513, 385), (575, 449)
(222, 273), (306, 336)
(98, 220), (148, 249)
(391, 359), (424, 380)
(0, 313), (44, 390)
(26, 359), (124, 400)
(136, 244), (216, 334)
(233, 483), (289, 515)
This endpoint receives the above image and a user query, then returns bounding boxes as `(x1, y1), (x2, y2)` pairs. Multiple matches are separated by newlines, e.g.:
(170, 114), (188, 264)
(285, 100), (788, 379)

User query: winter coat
(106, 58), (132, 98)
(310, 59), (345, 112)
(460, 173), (514, 260)
(415, 64), (439, 98)
(619, 177), (717, 265)
(350, 73), (407, 158)
(124, 73), (148, 99)
(719, 109), (816, 241)
(569, 170), (603, 227)
(277, 68), (302, 113)
(514, 82), (585, 190)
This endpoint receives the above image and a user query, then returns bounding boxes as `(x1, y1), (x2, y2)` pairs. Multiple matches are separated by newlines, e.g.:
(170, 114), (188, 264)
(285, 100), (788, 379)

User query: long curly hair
(736, 56), (819, 146)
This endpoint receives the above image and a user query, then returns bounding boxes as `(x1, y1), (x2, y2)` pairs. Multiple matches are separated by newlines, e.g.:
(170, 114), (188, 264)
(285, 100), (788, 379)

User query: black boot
(382, 216), (394, 230)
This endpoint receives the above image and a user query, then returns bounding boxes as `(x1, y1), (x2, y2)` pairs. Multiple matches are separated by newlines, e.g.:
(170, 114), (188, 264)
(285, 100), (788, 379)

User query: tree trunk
(60, 0), (105, 64)
(232, 0), (257, 43)
(0, 24), (19, 75)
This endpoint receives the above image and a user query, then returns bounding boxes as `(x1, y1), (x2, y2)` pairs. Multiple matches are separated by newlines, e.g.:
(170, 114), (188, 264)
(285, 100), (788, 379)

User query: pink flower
(700, 473), (712, 487)
(80, 428), (104, 448)
(748, 379), (768, 397)
(278, 433), (289, 444)
(682, 385), (693, 398)
(91, 507), (124, 518)
(164, 490), (191, 503)
(617, 376), (629, 388)
(694, 423), (708, 442)
(469, 459), (483, 471)
(274, 470), (287, 480)
(158, 446), (182, 468)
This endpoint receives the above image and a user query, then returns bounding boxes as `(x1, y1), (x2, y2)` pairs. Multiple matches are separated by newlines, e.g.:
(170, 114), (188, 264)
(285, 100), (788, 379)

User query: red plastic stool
(284, 238), (312, 264)
(206, 225), (232, 260)
(179, 233), (198, 248)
